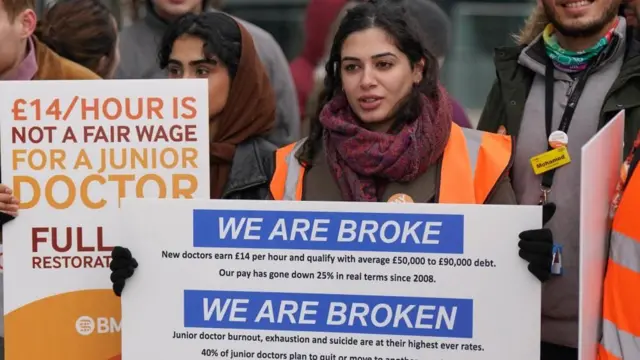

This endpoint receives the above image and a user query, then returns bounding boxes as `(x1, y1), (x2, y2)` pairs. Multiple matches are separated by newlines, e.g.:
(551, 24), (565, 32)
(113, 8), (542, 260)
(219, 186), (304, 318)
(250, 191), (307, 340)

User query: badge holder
(539, 187), (551, 205)
(551, 244), (563, 276)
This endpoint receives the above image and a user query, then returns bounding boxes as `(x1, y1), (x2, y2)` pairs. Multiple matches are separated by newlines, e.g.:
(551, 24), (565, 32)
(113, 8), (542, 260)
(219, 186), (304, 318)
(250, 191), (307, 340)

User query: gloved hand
(518, 203), (556, 282)
(110, 246), (138, 297)
(0, 212), (15, 226)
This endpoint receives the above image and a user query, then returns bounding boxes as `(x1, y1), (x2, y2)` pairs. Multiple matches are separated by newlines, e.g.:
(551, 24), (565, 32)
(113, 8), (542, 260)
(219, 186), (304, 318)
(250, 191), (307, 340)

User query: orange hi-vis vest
(598, 165), (640, 360)
(270, 123), (514, 203)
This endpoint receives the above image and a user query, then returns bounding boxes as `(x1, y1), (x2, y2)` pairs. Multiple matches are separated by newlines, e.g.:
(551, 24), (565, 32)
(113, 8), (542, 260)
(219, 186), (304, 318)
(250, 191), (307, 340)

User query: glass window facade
(441, 1), (534, 122)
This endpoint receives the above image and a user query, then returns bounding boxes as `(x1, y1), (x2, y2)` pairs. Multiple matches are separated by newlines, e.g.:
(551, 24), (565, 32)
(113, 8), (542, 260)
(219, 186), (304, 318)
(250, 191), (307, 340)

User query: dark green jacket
(477, 32), (640, 154)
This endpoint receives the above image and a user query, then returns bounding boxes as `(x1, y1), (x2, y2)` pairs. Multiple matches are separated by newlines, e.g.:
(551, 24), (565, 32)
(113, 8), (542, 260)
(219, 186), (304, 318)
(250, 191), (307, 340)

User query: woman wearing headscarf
(109, 11), (277, 295)
(160, 11), (276, 199)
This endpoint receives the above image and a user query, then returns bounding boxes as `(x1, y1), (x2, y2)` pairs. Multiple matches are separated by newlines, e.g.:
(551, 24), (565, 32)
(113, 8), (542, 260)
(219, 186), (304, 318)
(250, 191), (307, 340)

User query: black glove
(110, 246), (138, 297)
(518, 203), (556, 282)
(0, 212), (15, 226)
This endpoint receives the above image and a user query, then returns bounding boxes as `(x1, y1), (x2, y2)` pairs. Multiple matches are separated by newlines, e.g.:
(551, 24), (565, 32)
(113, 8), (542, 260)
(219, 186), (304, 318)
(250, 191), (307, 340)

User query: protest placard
(578, 111), (624, 360)
(120, 199), (542, 360)
(0, 79), (210, 360)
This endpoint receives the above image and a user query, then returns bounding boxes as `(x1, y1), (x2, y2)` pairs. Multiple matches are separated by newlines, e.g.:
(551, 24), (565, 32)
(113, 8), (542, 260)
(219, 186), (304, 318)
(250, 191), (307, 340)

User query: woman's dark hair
(298, 0), (440, 166)
(35, 0), (117, 78)
(158, 12), (241, 79)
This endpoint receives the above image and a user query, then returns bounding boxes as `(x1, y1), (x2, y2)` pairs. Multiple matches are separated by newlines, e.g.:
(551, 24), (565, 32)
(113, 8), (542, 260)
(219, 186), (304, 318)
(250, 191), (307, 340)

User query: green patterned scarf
(542, 18), (619, 72)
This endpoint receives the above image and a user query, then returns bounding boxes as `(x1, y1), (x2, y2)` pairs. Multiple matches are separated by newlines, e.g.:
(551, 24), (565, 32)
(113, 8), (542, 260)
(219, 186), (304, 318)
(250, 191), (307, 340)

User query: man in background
(116, 0), (300, 146)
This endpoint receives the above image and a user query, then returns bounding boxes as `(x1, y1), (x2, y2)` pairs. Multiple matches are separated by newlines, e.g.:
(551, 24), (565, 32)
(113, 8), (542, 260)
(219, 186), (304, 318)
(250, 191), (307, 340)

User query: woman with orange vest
(269, 0), (557, 285)
(270, 0), (515, 205)
(597, 131), (640, 360)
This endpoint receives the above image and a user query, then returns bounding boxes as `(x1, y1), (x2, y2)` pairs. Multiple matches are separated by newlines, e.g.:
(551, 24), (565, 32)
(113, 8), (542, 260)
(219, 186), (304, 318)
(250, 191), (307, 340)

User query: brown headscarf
(209, 21), (276, 198)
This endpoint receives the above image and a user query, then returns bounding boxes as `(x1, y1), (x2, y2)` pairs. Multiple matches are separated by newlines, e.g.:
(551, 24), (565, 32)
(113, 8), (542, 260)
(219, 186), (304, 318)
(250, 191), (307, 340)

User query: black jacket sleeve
(477, 79), (507, 133)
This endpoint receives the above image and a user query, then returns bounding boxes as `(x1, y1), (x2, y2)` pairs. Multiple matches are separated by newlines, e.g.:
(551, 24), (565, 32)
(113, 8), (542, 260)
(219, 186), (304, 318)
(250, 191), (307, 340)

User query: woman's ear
(18, 9), (37, 39)
(96, 55), (110, 78)
(412, 58), (425, 84)
(97, 55), (119, 79)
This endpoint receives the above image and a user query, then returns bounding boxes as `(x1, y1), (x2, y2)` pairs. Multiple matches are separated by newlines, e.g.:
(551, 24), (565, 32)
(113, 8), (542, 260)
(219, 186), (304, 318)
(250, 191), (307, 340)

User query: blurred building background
(34, 0), (535, 126)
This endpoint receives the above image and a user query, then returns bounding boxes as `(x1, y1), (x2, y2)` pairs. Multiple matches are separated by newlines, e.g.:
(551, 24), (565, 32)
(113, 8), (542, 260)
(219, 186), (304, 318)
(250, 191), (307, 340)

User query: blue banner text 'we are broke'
(192, 209), (464, 254)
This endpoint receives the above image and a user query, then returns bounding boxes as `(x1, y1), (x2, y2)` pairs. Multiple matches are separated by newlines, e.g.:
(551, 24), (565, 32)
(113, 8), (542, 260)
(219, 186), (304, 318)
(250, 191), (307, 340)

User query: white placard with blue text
(119, 199), (542, 360)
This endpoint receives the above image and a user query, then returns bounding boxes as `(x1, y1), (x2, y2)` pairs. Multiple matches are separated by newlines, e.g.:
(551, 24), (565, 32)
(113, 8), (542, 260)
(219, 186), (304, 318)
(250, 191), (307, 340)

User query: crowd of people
(0, 0), (639, 359)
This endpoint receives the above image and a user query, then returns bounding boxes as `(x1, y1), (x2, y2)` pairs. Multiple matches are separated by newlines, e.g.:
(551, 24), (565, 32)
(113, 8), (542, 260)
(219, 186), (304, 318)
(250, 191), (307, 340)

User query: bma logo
(75, 316), (121, 336)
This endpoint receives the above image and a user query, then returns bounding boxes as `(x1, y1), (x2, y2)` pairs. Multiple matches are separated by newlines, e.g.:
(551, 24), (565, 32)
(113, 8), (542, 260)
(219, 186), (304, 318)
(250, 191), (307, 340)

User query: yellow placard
(530, 146), (571, 175)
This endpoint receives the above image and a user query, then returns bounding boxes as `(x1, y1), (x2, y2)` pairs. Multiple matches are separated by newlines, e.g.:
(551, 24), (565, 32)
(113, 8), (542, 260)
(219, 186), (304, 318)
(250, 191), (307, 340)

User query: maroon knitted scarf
(319, 87), (452, 202)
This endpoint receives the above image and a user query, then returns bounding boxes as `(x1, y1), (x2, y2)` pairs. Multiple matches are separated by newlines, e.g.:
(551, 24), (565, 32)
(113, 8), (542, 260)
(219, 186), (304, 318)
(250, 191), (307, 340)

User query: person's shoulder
(448, 97), (472, 129)
(116, 19), (166, 79)
(120, 19), (158, 43)
(460, 125), (512, 142)
(235, 137), (278, 171)
(117, 19), (159, 59)
(56, 59), (101, 80)
(252, 137), (279, 170)
(253, 136), (279, 153)
(215, 11), (292, 86)
(229, 15), (277, 44)
(493, 44), (527, 67)
(33, 38), (101, 80)
(225, 137), (278, 199)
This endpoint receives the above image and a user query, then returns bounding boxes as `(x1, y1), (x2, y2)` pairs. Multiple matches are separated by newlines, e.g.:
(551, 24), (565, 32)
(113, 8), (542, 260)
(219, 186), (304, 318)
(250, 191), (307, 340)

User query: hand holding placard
(0, 184), (19, 217)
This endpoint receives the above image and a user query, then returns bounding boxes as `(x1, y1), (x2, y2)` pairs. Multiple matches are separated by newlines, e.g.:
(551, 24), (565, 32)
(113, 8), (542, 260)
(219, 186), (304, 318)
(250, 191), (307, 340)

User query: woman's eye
(377, 61), (392, 69)
(167, 67), (182, 77)
(343, 64), (359, 72)
(196, 67), (210, 76)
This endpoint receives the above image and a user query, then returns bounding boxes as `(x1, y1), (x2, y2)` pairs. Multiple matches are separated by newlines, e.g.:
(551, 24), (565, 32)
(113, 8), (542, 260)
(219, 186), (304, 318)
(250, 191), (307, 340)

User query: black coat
(220, 137), (276, 200)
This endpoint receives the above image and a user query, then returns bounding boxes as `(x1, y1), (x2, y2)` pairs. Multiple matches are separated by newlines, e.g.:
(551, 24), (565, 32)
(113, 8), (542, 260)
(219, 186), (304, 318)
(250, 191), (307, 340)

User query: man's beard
(542, 1), (619, 38)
